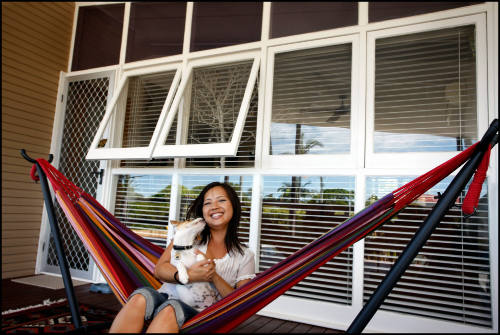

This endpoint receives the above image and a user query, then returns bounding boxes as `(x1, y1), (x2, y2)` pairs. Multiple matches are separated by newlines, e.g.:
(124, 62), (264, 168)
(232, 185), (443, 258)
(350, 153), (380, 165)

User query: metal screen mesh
(46, 77), (110, 272)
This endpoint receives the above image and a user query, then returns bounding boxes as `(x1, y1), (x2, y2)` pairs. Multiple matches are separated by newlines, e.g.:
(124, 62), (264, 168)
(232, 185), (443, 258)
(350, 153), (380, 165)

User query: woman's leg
(109, 294), (147, 333)
(146, 305), (179, 333)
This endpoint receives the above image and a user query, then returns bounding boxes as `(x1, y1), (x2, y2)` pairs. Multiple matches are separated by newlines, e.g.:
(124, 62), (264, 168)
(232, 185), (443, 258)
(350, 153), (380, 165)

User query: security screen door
(38, 72), (114, 280)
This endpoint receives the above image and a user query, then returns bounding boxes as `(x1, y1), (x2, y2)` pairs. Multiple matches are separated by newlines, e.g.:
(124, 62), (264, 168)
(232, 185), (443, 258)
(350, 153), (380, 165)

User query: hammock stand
(20, 118), (497, 333)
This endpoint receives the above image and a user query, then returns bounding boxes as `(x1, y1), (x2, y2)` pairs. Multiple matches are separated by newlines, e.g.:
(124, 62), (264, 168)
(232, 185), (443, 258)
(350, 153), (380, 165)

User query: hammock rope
(27, 121), (497, 333)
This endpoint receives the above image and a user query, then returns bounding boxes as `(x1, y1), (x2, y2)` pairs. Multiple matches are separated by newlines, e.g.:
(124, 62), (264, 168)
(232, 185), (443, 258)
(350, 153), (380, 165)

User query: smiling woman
(109, 181), (256, 333)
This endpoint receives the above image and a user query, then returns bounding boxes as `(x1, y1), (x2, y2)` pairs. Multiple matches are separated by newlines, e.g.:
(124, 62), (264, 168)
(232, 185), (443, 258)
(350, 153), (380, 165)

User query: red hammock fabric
(462, 144), (491, 215)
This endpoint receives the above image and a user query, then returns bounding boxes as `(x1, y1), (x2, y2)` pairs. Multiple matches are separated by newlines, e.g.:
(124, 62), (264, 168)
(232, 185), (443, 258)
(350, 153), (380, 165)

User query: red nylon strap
(30, 164), (39, 181)
(462, 144), (491, 215)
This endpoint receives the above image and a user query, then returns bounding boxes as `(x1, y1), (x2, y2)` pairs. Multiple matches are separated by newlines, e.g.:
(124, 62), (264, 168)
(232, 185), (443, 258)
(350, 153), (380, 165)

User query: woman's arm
(154, 242), (178, 283)
(212, 274), (252, 298)
(155, 242), (215, 284)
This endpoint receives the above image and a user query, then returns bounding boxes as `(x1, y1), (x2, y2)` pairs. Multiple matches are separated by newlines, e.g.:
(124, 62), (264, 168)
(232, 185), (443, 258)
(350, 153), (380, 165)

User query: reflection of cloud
(271, 123), (350, 155)
(130, 175), (172, 197)
(374, 131), (458, 152)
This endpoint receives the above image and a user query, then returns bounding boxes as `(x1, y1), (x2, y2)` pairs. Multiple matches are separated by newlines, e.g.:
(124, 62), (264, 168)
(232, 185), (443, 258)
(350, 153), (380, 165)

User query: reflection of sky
(128, 175), (254, 198)
(180, 175), (253, 192)
(374, 131), (463, 152)
(128, 175), (172, 197)
(270, 123), (350, 155)
(263, 175), (355, 198)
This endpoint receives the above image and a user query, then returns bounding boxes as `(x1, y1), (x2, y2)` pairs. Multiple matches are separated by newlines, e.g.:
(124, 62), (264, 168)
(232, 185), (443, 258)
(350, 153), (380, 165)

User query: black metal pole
(21, 150), (83, 330)
(347, 119), (498, 334)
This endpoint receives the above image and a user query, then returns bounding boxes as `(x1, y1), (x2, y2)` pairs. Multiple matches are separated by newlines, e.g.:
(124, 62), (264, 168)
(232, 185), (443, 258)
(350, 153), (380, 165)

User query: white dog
(169, 218), (219, 311)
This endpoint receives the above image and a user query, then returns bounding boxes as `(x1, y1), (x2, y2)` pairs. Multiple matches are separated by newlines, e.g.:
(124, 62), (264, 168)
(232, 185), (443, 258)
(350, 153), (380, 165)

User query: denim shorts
(128, 287), (199, 328)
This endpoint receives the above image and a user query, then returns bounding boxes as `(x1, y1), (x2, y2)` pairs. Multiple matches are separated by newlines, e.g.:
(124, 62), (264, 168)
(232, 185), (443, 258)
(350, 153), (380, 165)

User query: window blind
(114, 174), (172, 247)
(374, 25), (477, 152)
(260, 176), (355, 304)
(119, 71), (178, 168)
(179, 175), (253, 246)
(121, 70), (177, 148)
(271, 44), (352, 155)
(364, 176), (491, 327)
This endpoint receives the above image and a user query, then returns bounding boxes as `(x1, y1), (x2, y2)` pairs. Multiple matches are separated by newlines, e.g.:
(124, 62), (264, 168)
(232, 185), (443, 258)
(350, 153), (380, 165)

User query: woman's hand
(187, 250), (216, 282)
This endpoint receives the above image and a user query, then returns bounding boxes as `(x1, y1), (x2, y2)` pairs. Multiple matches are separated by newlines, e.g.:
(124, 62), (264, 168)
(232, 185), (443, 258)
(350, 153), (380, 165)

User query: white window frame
(262, 34), (361, 170)
(86, 62), (182, 160)
(365, 13), (489, 170)
(63, 2), (497, 333)
(152, 50), (261, 158)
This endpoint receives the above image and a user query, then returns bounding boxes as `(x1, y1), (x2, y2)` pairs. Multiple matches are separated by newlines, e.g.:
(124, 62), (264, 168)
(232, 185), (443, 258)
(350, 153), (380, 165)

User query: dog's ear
(170, 220), (180, 226)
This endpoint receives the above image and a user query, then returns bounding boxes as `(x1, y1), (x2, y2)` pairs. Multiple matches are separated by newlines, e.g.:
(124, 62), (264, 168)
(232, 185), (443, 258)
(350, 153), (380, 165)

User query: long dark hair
(186, 182), (244, 255)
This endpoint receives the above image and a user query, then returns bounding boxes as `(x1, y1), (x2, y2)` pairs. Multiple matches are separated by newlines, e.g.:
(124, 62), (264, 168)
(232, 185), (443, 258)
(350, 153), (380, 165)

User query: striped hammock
(30, 139), (490, 333)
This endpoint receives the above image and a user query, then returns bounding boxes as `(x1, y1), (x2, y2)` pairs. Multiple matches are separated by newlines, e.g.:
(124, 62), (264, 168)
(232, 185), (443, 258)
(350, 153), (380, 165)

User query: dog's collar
(173, 245), (193, 251)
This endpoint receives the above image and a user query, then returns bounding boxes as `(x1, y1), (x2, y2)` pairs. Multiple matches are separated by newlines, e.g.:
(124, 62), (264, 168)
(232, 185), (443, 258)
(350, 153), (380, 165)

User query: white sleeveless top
(157, 243), (256, 310)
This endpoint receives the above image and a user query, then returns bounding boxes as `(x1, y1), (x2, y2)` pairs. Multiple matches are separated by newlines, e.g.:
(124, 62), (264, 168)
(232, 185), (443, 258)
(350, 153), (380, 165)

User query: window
(369, 2), (483, 23)
(364, 176), (491, 327)
(185, 75), (259, 168)
(114, 174), (173, 247)
(366, 16), (487, 168)
(126, 2), (186, 63)
(86, 63), (182, 160)
(152, 52), (260, 158)
(270, 2), (358, 39)
(374, 26), (477, 153)
(190, 2), (262, 52)
(263, 36), (358, 169)
(260, 175), (355, 303)
(72, 4), (124, 71)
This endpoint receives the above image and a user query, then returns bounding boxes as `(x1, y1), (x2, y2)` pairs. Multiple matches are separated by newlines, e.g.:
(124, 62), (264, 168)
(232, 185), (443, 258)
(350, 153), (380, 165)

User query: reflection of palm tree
(278, 178), (313, 236)
(277, 181), (312, 200)
(294, 124), (323, 155)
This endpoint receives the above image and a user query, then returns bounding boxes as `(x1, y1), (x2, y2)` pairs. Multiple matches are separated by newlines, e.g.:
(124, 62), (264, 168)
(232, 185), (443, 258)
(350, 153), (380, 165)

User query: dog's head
(171, 218), (206, 243)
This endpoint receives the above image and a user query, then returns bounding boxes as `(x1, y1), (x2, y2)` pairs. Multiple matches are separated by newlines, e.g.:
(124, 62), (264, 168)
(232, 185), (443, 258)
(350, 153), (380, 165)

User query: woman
(109, 182), (256, 333)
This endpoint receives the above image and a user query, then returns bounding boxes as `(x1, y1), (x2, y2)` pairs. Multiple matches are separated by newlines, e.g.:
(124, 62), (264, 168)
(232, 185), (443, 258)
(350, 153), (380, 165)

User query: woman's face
(202, 186), (234, 231)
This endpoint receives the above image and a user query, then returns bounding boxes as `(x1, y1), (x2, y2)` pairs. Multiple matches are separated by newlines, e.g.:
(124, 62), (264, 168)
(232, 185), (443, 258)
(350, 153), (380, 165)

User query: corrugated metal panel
(1, 2), (75, 279)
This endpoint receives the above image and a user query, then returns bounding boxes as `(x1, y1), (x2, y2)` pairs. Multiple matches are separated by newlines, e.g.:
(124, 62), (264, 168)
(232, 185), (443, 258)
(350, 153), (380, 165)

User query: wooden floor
(2, 277), (342, 333)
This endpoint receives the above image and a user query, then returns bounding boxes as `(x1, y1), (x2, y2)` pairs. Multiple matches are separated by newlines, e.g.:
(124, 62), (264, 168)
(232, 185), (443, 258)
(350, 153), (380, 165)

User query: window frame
(152, 50), (261, 158)
(86, 62), (183, 160)
(262, 34), (361, 170)
(365, 13), (489, 169)
(62, 2), (497, 333)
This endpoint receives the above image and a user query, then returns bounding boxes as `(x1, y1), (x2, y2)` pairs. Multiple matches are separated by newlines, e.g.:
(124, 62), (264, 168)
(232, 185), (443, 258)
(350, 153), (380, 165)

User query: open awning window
(152, 52), (260, 158)
(86, 63), (182, 160)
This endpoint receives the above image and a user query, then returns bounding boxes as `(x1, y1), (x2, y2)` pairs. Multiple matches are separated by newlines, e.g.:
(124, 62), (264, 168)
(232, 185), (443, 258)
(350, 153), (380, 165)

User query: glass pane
(364, 176), (491, 327)
(374, 25), (477, 152)
(115, 175), (173, 247)
(270, 2), (357, 39)
(179, 175), (253, 246)
(191, 2), (262, 52)
(271, 44), (352, 155)
(186, 74), (259, 168)
(71, 4), (124, 71)
(369, 2), (483, 23)
(126, 2), (186, 63)
(261, 175), (355, 304)
(185, 60), (254, 145)
(123, 71), (176, 148)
